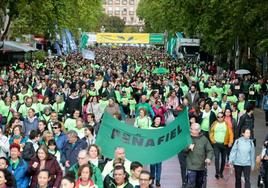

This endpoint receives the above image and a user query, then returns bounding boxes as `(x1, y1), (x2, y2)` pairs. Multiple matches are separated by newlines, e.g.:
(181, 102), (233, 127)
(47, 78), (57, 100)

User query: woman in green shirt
(52, 95), (65, 121)
(134, 108), (152, 129)
(0, 96), (13, 126)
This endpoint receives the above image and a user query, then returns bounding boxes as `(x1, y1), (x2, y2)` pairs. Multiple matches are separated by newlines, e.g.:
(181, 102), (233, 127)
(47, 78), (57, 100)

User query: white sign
(86, 33), (97, 45)
(178, 38), (200, 46)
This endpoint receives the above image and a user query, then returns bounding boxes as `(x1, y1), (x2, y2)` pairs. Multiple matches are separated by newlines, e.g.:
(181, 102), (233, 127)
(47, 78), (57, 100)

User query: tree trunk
(235, 36), (240, 70)
(0, 15), (11, 41)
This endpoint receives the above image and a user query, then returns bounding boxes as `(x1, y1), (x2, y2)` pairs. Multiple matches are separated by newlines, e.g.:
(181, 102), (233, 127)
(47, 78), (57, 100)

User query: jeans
(186, 170), (205, 188)
(234, 165), (251, 188)
(265, 110), (268, 126)
(150, 162), (162, 182)
(263, 160), (268, 188)
(213, 143), (227, 175)
(178, 151), (187, 184)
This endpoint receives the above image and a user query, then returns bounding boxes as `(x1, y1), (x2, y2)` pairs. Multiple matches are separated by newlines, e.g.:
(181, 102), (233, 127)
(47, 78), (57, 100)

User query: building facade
(102, 0), (144, 26)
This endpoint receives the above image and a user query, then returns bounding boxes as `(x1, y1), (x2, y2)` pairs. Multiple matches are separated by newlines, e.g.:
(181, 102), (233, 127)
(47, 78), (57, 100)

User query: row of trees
(137, 0), (268, 72)
(0, 0), (128, 40)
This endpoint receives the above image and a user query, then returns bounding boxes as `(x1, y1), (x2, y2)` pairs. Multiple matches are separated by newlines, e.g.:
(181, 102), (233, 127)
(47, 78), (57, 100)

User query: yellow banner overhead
(96, 33), (150, 44)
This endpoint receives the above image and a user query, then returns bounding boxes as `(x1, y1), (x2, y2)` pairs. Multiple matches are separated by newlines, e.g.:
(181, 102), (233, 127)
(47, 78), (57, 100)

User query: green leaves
(137, 0), (268, 59)
(99, 15), (125, 33)
(10, 0), (103, 38)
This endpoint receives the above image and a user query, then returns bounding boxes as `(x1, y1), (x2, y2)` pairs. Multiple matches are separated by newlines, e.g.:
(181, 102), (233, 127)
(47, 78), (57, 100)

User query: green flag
(79, 32), (89, 51)
(96, 109), (191, 164)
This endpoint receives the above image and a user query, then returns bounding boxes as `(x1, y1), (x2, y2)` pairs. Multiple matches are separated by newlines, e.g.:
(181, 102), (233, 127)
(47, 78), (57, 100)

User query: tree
(0, 0), (24, 40)
(99, 15), (125, 33)
(137, 0), (268, 71)
(2, 0), (103, 40)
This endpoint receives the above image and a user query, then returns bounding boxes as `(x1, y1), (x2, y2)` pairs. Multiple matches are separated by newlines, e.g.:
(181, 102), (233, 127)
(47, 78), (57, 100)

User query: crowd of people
(0, 46), (267, 188)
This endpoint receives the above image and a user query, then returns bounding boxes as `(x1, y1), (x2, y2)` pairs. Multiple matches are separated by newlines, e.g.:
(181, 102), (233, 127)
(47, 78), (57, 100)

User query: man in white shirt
(102, 147), (132, 179)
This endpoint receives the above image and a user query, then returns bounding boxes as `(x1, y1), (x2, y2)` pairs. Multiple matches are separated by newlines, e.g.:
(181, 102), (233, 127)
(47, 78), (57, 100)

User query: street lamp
(100, 25), (106, 33)
(139, 26), (143, 33)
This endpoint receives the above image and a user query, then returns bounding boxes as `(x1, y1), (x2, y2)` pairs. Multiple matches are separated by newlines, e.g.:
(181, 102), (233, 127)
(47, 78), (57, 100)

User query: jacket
(22, 140), (36, 162)
(7, 158), (30, 188)
(238, 113), (254, 138)
(28, 154), (63, 188)
(229, 137), (255, 168)
(186, 134), (213, 171)
(64, 96), (82, 115)
(55, 132), (68, 152)
(104, 174), (133, 188)
(61, 138), (88, 167)
(209, 120), (234, 145)
(152, 105), (167, 125)
(185, 92), (200, 107)
(22, 117), (39, 136)
(69, 161), (103, 188)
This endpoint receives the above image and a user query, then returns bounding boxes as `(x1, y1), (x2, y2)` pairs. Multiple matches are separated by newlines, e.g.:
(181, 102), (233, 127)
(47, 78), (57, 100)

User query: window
(108, 0), (113, 5)
(122, 8), (127, 15)
(115, 7), (120, 15)
(122, 0), (127, 5)
(129, 0), (134, 5)
(115, 0), (120, 4)
(123, 17), (127, 22)
(130, 17), (134, 23)
(129, 7), (134, 15)
(108, 7), (113, 15)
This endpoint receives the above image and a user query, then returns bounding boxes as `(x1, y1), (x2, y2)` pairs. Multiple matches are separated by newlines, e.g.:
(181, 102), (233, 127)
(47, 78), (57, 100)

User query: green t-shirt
(237, 101), (246, 113)
(214, 122), (227, 143)
(254, 84), (261, 93)
(88, 89), (98, 97)
(99, 100), (109, 113)
(64, 118), (76, 131)
(203, 87), (213, 97)
(199, 81), (205, 91)
(181, 85), (189, 96)
(134, 116), (152, 129)
(129, 99), (136, 110)
(227, 95), (238, 103)
(122, 87), (133, 99)
(121, 97), (129, 106)
(224, 84), (231, 94)
(114, 90), (122, 103)
(0, 104), (12, 123)
(213, 86), (224, 100)
(52, 102), (65, 114)
(201, 115), (210, 132)
(18, 104), (32, 118)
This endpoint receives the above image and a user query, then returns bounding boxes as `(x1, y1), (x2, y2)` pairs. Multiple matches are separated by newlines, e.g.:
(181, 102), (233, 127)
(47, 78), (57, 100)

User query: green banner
(79, 32), (89, 51)
(95, 109), (191, 164)
(149, 33), (165, 44)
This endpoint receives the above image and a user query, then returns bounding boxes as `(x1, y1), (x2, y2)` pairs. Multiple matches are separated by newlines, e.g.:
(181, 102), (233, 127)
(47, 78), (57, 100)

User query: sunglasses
(52, 127), (59, 129)
(217, 116), (224, 118)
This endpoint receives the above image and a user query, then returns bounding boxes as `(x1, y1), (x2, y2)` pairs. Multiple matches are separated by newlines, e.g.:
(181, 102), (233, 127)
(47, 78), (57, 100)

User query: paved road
(158, 108), (267, 188)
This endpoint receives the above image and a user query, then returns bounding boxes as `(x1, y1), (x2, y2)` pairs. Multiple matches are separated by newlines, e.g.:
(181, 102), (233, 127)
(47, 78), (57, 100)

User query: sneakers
(215, 174), (220, 179)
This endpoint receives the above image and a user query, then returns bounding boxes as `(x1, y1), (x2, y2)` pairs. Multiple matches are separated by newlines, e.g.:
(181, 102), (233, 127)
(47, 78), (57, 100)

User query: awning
(0, 41), (38, 52)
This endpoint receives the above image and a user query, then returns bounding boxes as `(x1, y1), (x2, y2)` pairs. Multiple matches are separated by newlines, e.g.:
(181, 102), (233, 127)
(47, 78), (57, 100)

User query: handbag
(0, 109), (11, 125)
